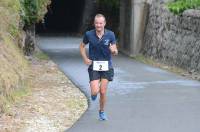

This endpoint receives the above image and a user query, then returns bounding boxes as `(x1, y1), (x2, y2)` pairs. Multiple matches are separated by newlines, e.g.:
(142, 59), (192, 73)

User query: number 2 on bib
(93, 61), (108, 71)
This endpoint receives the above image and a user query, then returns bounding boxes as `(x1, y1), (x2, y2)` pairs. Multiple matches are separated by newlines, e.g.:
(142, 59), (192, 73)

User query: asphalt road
(37, 36), (200, 132)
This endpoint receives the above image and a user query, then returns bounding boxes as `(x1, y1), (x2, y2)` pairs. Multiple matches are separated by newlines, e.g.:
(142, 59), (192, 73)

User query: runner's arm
(79, 42), (92, 65)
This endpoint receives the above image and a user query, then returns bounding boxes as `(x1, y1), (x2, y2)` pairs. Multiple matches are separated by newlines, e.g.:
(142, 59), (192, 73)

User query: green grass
(133, 54), (186, 75)
(34, 51), (49, 60)
(0, 80), (31, 113)
(11, 83), (31, 101)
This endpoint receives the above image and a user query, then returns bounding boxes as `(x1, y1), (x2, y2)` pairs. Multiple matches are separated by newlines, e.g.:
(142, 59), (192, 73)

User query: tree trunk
(24, 25), (35, 55)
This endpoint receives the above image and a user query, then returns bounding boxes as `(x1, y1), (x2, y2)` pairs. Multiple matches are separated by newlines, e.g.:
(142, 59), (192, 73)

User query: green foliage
(20, 0), (50, 27)
(20, 0), (38, 26)
(34, 51), (49, 60)
(0, 0), (50, 30)
(167, 0), (200, 15)
(9, 24), (19, 37)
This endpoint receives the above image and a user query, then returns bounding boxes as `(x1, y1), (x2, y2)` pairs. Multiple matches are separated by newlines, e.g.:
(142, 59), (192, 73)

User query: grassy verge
(133, 54), (186, 75)
(0, 79), (31, 113)
(0, 35), (29, 113)
(0, 50), (49, 113)
(34, 51), (49, 60)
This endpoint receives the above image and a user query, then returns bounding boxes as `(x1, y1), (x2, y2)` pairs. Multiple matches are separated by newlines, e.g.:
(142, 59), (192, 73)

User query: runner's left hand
(109, 44), (118, 55)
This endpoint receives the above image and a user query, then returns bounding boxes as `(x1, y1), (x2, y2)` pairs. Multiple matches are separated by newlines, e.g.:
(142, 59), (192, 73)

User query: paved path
(37, 36), (200, 132)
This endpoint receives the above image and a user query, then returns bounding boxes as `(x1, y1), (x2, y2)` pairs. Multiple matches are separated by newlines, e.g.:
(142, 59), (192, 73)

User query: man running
(79, 14), (118, 121)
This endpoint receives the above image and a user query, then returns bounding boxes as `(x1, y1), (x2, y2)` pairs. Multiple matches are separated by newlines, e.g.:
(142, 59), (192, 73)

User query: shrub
(20, 0), (51, 27)
(167, 0), (200, 15)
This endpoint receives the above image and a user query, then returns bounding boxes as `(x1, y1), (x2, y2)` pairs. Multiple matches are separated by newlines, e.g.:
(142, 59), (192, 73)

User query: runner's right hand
(84, 58), (92, 65)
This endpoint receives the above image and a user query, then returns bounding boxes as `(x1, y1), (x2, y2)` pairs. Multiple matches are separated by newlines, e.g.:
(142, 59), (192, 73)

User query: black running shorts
(88, 68), (114, 82)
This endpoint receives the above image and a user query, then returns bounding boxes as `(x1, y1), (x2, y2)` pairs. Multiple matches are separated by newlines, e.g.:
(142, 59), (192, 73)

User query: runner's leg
(90, 80), (100, 96)
(99, 79), (108, 111)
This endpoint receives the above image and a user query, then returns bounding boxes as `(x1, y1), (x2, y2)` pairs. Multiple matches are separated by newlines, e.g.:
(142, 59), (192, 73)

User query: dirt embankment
(0, 0), (51, 113)
(0, 1), (88, 131)
(0, 0), (29, 112)
(0, 54), (88, 132)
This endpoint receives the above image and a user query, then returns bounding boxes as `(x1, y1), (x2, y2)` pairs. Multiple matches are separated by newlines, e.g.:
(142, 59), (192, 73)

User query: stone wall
(143, 2), (200, 73)
(120, 0), (149, 57)
(119, 0), (132, 55)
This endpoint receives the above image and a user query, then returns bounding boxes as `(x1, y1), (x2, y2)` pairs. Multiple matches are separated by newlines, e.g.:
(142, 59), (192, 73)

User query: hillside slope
(0, 0), (50, 113)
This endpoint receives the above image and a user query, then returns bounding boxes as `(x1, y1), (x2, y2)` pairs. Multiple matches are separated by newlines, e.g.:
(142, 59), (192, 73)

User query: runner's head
(94, 14), (106, 32)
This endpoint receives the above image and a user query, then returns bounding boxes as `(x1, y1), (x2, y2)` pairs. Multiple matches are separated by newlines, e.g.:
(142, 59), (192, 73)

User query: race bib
(93, 61), (109, 71)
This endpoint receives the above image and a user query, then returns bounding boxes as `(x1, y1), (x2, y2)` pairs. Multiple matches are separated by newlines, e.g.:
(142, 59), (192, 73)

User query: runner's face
(94, 17), (106, 32)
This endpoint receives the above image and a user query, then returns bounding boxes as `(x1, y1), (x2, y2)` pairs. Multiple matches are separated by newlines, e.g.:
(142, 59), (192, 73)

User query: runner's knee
(100, 86), (107, 95)
(100, 89), (106, 95)
(91, 87), (99, 95)
(90, 80), (99, 95)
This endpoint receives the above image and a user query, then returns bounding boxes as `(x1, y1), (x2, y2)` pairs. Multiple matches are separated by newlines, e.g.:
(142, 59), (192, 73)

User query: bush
(167, 0), (200, 15)
(20, 0), (51, 27)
